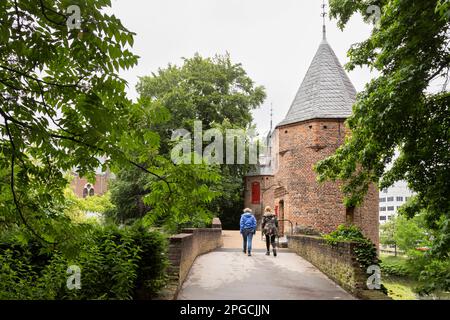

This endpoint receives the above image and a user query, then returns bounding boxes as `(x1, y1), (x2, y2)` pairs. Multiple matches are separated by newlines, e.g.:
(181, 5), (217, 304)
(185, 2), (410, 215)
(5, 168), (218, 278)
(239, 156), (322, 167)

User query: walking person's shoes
(243, 250), (246, 254)
(248, 252), (252, 256)
(265, 251), (270, 256)
(273, 249), (277, 257)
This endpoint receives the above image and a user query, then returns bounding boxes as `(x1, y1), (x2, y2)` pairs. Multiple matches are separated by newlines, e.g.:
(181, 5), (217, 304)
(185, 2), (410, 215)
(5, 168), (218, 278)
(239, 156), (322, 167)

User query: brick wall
(161, 221), (223, 299)
(243, 175), (275, 228)
(243, 118), (379, 245)
(274, 119), (379, 245)
(70, 172), (110, 198)
(288, 234), (390, 300)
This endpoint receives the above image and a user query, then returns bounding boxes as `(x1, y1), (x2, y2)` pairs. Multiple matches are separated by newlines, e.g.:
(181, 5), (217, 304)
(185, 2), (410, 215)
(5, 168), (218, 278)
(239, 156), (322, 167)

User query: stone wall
(288, 234), (390, 300)
(159, 221), (223, 299)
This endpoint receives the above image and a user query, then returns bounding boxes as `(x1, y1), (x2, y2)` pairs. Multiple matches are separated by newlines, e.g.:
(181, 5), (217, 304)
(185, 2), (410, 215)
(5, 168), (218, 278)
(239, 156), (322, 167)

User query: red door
(251, 182), (260, 204)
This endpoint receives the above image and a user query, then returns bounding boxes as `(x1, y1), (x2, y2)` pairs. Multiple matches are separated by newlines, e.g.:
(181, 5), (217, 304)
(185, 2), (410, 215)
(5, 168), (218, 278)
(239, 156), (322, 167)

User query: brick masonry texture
(160, 222), (223, 299)
(288, 234), (390, 300)
(70, 173), (110, 198)
(245, 119), (379, 245)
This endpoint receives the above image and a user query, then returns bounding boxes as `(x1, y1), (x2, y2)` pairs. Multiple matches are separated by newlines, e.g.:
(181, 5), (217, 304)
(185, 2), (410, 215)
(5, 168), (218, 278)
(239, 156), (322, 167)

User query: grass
(380, 253), (417, 300)
(379, 253), (450, 300)
(380, 253), (408, 264)
(383, 276), (418, 300)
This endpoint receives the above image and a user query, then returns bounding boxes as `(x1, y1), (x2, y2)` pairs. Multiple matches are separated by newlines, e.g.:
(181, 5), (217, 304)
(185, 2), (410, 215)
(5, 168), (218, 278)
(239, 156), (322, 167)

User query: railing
(277, 219), (294, 236)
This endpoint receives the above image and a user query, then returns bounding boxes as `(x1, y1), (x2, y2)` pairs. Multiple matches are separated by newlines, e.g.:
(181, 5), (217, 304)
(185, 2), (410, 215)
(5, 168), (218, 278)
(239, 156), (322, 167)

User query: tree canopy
(316, 0), (450, 294)
(317, 0), (450, 258)
(0, 0), (143, 242)
(109, 54), (266, 229)
(136, 53), (266, 155)
(0, 0), (222, 240)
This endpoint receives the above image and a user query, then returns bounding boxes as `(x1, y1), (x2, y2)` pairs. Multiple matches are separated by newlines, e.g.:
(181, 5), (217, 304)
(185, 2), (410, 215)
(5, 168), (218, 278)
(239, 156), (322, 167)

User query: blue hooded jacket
(240, 212), (257, 233)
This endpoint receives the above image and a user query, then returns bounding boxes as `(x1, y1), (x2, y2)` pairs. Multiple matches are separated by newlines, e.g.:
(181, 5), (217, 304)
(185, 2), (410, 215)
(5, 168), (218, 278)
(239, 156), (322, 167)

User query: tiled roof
(277, 39), (356, 127)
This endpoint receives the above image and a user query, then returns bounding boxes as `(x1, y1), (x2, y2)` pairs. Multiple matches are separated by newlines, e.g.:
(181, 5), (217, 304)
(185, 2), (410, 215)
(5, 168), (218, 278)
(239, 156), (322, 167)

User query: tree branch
(0, 64), (83, 88)
(3, 116), (55, 244)
(49, 133), (173, 194)
(427, 63), (450, 83)
(38, 0), (67, 27)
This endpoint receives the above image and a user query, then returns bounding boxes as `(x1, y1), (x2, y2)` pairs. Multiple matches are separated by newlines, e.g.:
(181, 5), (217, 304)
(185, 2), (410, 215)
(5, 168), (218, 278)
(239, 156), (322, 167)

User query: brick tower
(244, 25), (379, 245)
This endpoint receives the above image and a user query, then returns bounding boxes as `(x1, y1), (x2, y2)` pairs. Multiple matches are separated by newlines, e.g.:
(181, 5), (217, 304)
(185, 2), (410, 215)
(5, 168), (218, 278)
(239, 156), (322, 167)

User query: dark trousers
(265, 234), (276, 251)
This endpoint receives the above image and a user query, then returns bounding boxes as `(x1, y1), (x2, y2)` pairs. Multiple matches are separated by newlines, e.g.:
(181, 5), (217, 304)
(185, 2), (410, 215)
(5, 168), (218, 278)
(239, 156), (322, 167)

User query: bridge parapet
(287, 234), (391, 300)
(157, 218), (222, 299)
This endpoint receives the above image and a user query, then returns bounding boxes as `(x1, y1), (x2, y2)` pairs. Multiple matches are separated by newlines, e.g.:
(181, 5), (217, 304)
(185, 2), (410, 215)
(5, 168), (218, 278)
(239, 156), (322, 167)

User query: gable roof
(277, 39), (356, 127)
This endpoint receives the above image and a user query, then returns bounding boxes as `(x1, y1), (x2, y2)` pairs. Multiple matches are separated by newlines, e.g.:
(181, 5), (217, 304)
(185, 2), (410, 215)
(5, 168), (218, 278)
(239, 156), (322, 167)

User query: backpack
(263, 215), (278, 236)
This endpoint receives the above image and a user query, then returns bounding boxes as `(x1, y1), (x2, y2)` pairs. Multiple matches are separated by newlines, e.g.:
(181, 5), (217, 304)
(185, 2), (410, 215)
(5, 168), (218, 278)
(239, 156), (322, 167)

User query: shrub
(324, 225), (380, 269)
(324, 225), (388, 295)
(380, 261), (410, 277)
(0, 224), (168, 300)
(406, 249), (450, 295)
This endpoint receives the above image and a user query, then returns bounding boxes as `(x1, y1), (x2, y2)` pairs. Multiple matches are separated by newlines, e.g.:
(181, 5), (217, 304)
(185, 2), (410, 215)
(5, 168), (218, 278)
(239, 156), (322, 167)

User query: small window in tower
(284, 130), (288, 134)
(309, 125), (312, 129)
(323, 125), (327, 129)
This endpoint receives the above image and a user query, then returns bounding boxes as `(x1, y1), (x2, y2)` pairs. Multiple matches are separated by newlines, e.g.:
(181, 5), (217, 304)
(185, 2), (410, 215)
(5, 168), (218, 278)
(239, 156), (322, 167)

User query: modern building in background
(379, 180), (415, 224)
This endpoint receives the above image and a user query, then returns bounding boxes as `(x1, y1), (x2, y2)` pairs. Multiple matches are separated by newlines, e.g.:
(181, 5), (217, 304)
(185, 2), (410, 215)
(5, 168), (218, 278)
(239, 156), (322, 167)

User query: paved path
(178, 231), (355, 300)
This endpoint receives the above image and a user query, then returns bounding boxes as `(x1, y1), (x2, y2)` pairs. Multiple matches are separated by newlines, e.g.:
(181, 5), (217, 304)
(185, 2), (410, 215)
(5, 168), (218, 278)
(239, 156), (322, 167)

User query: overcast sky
(109, 0), (375, 135)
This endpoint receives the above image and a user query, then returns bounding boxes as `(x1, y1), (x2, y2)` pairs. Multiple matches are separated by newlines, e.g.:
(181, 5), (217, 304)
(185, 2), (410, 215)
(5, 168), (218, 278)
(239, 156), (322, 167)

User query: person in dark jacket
(261, 206), (279, 257)
(240, 208), (257, 256)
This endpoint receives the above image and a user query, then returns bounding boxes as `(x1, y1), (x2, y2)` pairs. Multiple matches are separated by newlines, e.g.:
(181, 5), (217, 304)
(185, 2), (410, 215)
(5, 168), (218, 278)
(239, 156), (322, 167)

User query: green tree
(0, 0), (140, 241)
(136, 53), (266, 154)
(315, 0), (450, 291)
(105, 166), (150, 224)
(110, 54), (266, 229)
(394, 215), (431, 253)
(381, 212), (432, 256)
(380, 218), (397, 255)
(64, 187), (114, 224)
(0, 0), (222, 241)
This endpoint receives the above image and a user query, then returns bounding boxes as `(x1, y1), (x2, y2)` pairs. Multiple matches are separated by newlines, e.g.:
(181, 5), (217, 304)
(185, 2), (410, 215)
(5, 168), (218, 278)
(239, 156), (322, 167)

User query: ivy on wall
(323, 224), (388, 294)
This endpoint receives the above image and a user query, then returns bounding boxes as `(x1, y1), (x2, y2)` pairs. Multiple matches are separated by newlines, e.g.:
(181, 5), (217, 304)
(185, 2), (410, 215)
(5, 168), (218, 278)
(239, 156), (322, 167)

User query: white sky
(109, 0), (375, 135)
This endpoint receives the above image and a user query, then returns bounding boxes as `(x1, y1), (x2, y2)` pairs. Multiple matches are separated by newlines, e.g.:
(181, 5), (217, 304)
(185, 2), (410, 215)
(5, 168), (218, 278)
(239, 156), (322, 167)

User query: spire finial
(321, 0), (327, 40)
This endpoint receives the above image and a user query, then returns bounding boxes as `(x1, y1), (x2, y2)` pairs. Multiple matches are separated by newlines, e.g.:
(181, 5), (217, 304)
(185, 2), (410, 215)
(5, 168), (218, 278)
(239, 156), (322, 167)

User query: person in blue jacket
(240, 208), (257, 256)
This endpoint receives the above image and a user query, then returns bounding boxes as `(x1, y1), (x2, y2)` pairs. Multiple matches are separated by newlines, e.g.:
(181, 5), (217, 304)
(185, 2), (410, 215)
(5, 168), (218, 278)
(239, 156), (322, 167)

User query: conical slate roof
(277, 39), (356, 127)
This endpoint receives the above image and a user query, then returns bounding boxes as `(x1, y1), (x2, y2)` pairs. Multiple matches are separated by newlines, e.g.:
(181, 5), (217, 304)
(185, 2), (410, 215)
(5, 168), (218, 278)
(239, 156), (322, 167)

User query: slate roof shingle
(277, 39), (357, 127)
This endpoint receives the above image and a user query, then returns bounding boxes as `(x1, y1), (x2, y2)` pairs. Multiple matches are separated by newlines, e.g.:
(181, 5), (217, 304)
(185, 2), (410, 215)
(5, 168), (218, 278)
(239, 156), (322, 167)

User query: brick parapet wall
(287, 234), (390, 300)
(157, 220), (223, 299)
